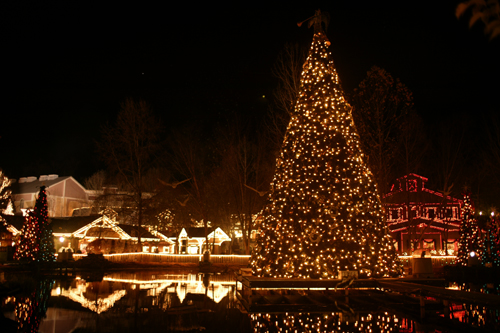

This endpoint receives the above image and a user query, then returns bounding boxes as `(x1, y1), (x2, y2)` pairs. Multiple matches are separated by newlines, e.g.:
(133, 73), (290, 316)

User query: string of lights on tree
(481, 212), (500, 267)
(456, 192), (481, 266)
(13, 186), (55, 262)
(250, 11), (401, 279)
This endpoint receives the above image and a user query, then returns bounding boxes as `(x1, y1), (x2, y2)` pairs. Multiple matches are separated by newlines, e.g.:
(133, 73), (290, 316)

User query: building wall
(12, 177), (90, 217)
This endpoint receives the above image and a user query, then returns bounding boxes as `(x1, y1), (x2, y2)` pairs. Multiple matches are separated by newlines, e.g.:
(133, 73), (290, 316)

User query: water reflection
(251, 312), (402, 333)
(2, 271), (249, 332)
(1, 271), (499, 332)
(10, 279), (54, 332)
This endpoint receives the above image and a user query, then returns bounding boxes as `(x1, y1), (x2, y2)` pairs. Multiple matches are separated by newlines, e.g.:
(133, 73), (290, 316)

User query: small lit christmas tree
(456, 192), (481, 266)
(14, 211), (40, 261)
(481, 213), (500, 267)
(251, 11), (401, 279)
(14, 186), (54, 262)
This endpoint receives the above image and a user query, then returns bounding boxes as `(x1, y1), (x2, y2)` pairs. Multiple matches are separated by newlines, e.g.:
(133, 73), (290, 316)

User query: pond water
(1, 269), (499, 333)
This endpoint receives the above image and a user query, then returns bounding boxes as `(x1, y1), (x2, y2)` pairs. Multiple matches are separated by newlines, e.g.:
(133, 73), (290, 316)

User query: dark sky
(2, 2), (499, 183)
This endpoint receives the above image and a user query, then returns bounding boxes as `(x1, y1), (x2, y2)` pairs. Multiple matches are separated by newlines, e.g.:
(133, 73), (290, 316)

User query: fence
(71, 253), (455, 268)
(399, 255), (456, 267)
(72, 253), (251, 265)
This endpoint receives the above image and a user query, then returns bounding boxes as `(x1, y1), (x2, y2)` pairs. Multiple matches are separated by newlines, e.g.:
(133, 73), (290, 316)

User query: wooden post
(420, 293), (425, 319)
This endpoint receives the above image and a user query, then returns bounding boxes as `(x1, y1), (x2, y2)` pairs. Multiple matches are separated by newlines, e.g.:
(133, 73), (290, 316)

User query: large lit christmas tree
(251, 11), (401, 279)
(456, 192), (480, 266)
(14, 186), (55, 262)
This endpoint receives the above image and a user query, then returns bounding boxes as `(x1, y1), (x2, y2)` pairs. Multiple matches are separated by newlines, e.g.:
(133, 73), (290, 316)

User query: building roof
(387, 217), (460, 233)
(383, 173), (461, 205)
(118, 224), (157, 239)
(383, 190), (461, 205)
(51, 216), (100, 234)
(3, 215), (26, 232)
(11, 176), (74, 194)
(185, 227), (214, 238)
(0, 222), (10, 234)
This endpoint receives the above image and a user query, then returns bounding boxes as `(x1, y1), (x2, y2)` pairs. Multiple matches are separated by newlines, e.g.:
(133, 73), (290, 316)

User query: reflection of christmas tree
(481, 214), (500, 267)
(15, 278), (54, 333)
(14, 186), (54, 262)
(456, 192), (480, 266)
(251, 11), (400, 279)
(251, 312), (401, 332)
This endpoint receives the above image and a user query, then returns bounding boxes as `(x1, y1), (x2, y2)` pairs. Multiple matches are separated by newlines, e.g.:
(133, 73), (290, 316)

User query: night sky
(2, 2), (499, 185)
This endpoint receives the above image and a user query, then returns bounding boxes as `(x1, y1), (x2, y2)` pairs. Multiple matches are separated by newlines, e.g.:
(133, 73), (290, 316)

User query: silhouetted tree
(98, 98), (163, 250)
(351, 66), (414, 195)
(211, 116), (275, 254)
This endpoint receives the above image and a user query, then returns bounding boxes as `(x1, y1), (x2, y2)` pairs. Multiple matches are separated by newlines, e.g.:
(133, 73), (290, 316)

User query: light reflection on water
(1, 270), (499, 332)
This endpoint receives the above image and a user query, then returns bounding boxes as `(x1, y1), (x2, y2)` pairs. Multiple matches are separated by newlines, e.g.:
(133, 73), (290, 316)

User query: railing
(71, 253), (456, 268)
(72, 253), (252, 265)
(398, 255), (456, 268)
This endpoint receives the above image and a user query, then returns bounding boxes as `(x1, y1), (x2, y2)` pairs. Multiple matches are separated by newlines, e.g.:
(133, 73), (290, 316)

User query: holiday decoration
(456, 192), (481, 266)
(14, 186), (55, 262)
(13, 210), (40, 261)
(250, 11), (401, 279)
(481, 212), (500, 267)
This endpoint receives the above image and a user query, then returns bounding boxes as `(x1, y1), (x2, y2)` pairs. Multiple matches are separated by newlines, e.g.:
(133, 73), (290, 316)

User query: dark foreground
(1, 265), (499, 332)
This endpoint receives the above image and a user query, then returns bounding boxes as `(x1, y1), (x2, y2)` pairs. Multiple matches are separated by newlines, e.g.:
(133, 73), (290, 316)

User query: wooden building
(382, 174), (462, 255)
(11, 175), (90, 217)
(51, 211), (175, 254)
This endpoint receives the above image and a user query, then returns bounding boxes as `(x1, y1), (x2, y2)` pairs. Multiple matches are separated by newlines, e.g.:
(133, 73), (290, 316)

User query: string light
(250, 28), (401, 279)
(481, 210), (500, 267)
(13, 186), (55, 262)
(456, 192), (480, 266)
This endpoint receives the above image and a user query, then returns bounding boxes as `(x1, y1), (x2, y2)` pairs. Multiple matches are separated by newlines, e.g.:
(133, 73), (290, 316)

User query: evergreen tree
(13, 211), (40, 261)
(14, 186), (54, 261)
(250, 11), (401, 279)
(36, 186), (55, 262)
(481, 213), (500, 267)
(457, 192), (481, 266)
(350, 66), (414, 194)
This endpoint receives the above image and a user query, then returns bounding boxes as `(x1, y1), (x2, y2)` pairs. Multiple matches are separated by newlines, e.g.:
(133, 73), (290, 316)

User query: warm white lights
(250, 30), (401, 279)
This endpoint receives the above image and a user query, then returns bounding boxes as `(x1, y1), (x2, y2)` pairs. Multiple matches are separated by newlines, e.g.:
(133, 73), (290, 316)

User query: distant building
(382, 174), (462, 255)
(169, 227), (231, 254)
(11, 175), (90, 217)
(50, 212), (175, 254)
